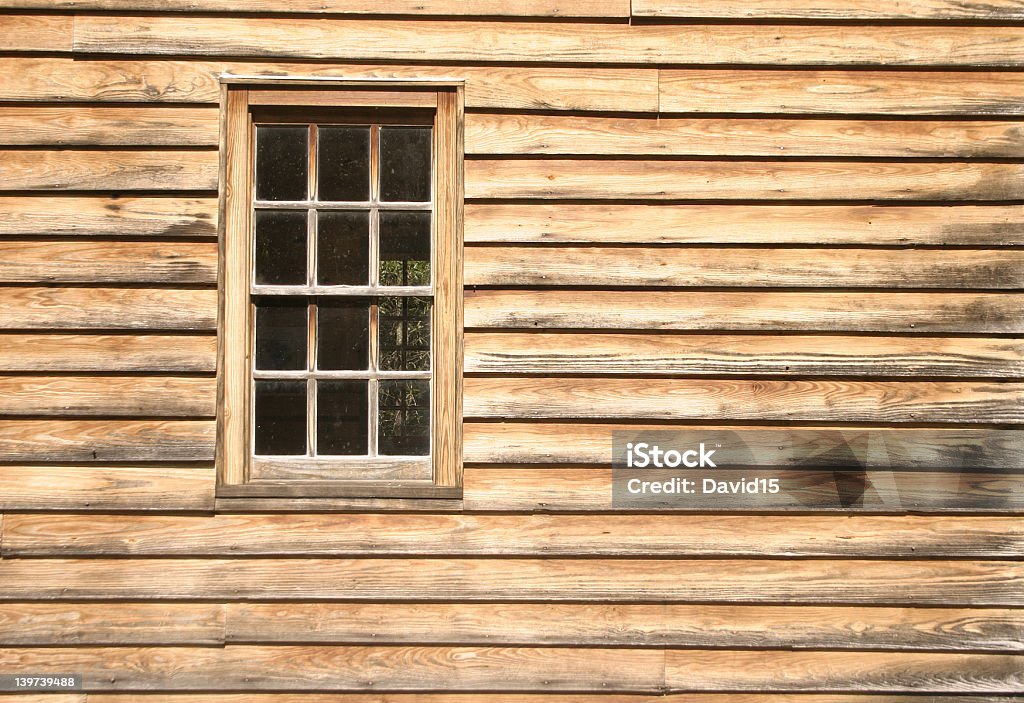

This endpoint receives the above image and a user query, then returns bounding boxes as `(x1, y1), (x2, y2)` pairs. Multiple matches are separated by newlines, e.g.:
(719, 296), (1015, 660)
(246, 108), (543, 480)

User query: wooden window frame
(216, 77), (463, 501)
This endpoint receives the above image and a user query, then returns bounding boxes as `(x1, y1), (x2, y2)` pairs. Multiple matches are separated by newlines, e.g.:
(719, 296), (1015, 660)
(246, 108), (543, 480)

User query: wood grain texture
(462, 467), (1024, 512)
(0, 241), (217, 284)
(0, 558), (1019, 604)
(0, 106), (218, 146)
(0, 646), (664, 692)
(633, 0), (1024, 19)
(464, 247), (1024, 289)
(0, 0), (631, 16)
(0, 149), (218, 191)
(464, 204), (1024, 246)
(465, 159), (1024, 201)
(73, 16), (1024, 67)
(464, 290), (1024, 333)
(464, 378), (1024, 423)
(0, 603), (225, 645)
(4, 513), (1021, 557)
(0, 465), (215, 510)
(0, 288), (217, 330)
(0, 376), (214, 417)
(664, 650), (1024, 692)
(0, 334), (216, 372)
(0, 14), (71, 52)
(659, 70), (1024, 115)
(0, 58), (657, 112)
(77, 695), (1024, 703)
(226, 603), (1024, 651)
(465, 114), (1024, 158)
(464, 333), (1024, 377)
(464, 423), (1024, 468)
(0, 420), (214, 462)
(0, 196), (217, 237)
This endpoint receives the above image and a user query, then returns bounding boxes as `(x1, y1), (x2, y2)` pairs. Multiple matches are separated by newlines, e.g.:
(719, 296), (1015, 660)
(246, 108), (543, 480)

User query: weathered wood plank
(0, 334), (216, 372)
(0, 0), (631, 16)
(73, 16), (1024, 67)
(465, 114), (1024, 158)
(464, 247), (1024, 289)
(0, 58), (657, 112)
(0, 376), (214, 417)
(0, 288), (217, 330)
(0, 465), (214, 510)
(0, 558), (1019, 604)
(0, 196), (217, 237)
(226, 602), (1024, 651)
(633, 0), (1024, 19)
(659, 70), (1024, 115)
(0, 603), (225, 645)
(5, 513), (1021, 557)
(465, 159), (1024, 200)
(0, 241), (217, 284)
(464, 204), (1024, 246)
(0, 149), (218, 191)
(464, 333), (1024, 377)
(464, 423), (1024, 468)
(0, 106), (219, 146)
(0, 646), (663, 692)
(464, 290), (1024, 333)
(78, 695), (1024, 703)
(0, 420), (214, 462)
(0, 14), (71, 52)
(464, 378), (1024, 423)
(462, 467), (1024, 512)
(664, 650), (1024, 692)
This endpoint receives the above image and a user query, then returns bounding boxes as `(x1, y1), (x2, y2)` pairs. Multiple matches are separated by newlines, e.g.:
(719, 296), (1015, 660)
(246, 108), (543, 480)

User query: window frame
(216, 77), (463, 500)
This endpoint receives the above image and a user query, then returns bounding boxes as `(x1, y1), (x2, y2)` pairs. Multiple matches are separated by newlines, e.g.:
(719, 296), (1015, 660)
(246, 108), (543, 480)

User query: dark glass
(254, 210), (307, 285)
(379, 211), (431, 286)
(317, 380), (368, 455)
(379, 296), (430, 371)
(317, 298), (369, 370)
(317, 210), (368, 285)
(255, 300), (307, 370)
(318, 126), (370, 202)
(255, 125), (308, 201)
(379, 127), (431, 202)
(254, 380), (307, 455)
(379, 379), (429, 456)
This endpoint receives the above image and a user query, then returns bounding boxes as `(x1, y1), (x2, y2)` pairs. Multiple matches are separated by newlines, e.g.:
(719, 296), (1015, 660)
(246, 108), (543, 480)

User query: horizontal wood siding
(0, 2), (1019, 699)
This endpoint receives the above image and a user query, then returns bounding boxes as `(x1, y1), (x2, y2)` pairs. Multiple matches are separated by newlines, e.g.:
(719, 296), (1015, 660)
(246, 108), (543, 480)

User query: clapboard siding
(0, 107), (219, 146)
(0, 241), (217, 284)
(0, 376), (214, 417)
(0, 14), (71, 52)
(0, 149), (218, 192)
(0, 196), (217, 237)
(0, 288), (217, 330)
(0, 334), (216, 372)
(0, 420), (214, 462)
(632, 0), (1024, 19)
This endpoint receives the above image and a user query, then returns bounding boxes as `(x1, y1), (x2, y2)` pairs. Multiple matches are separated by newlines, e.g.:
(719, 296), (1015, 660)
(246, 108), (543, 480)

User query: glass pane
(255, 300), (307, 370)
(318, 126), (370, 202)
(379, 379), (430, 455)
(379, 127), (431, 202)
(379, 296), (430, 371)
(254, 380), (307, 455)
(317, 380), (368, 455)
(317, 210), (368, 286)
(380, 211), (431, 286)
(255, 125), (308, 201)
(254, 210), (307, 285)
(317, 298), (369, 370)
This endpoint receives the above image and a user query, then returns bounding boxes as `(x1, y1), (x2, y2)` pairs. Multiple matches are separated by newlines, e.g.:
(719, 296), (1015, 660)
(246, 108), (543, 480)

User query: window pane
(318, 126), (370, 202)
(254, 380), (307, 455)
(379, 379), (429, 455)
(317, 298), (369, 370)
(317, 210), (368, 286)
(254, 210), (307, 285)
(255, 125), (308, 201)
(317, 380), (368, 455)
(255, 300), (307, 370)
(379, 127), (431, 202)
(380, 211), (431, 286)
(379, 296), (430, 372)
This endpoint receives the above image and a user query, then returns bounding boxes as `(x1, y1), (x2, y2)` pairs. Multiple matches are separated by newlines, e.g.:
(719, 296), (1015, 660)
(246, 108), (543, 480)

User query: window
(217, 79), (463, 500)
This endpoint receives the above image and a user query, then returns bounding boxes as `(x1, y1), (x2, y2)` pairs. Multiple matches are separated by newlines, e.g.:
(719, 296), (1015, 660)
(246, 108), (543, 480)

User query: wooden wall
(0, 1), (1022, 699)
